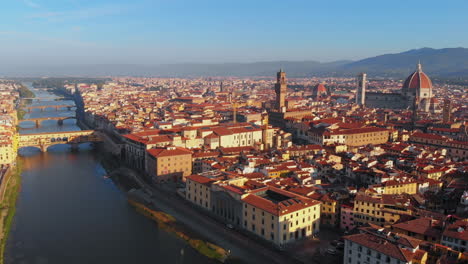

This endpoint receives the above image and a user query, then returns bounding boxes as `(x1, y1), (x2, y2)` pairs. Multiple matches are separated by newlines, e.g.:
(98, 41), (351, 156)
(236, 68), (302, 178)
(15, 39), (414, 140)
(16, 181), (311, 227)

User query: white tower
(356, 73), (367, 106)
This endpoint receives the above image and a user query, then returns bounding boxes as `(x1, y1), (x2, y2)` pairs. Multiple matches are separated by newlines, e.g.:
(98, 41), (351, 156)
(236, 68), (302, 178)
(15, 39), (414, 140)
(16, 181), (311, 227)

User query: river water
(6, 84), (213, 264)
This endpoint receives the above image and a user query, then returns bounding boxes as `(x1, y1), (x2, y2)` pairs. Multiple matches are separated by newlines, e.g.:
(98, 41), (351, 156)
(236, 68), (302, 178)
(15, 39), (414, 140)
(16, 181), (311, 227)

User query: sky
(1, 0), (468, 65)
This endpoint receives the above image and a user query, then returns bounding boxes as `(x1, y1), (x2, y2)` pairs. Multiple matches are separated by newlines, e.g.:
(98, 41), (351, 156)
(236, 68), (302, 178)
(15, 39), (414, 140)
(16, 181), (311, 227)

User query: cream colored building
(203, 126), (263, 149)
(242, 187), (321, 246)
(185, 174), (216, 210)
(309, 126), (390, 148)
(0, 139), (15, 165)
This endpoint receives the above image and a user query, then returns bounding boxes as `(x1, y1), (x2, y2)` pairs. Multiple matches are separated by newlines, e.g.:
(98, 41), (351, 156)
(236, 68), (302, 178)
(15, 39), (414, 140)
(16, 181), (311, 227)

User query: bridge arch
(18, 146), (43, 154)
(18, 130), (102, 153)
(57, 117), (77, 126)
(18, 120), (37, 128)
(19, 116), (78, 128)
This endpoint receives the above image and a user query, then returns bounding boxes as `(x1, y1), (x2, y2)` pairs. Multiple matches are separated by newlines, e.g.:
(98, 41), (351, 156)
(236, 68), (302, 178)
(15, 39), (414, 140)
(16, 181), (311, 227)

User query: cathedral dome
(402, 63), (433, 91)
(312, 83), (328, 98)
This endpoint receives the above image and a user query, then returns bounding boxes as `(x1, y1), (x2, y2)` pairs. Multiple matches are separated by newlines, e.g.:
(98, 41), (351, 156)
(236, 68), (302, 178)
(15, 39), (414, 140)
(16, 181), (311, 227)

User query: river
(6, 83), (214, 264)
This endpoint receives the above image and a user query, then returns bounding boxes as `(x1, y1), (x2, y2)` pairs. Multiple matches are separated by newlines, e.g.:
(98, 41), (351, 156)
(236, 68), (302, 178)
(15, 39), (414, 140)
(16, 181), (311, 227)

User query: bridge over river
(24, 104), (75, 112)
(20, 116), (77, 128)
(22, 96), (71, 100)
(19, 130), (102, 152)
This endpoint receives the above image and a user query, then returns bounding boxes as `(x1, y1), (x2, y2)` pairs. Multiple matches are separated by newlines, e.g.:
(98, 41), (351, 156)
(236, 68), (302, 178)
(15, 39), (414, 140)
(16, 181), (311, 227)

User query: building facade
(145, 146), (193, 183)
(241, 187), (321, 246)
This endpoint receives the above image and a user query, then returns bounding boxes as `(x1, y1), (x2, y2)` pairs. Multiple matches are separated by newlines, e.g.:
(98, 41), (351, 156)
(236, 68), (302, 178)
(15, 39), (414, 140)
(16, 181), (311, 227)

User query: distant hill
(0, 60), (350, 78)
(340, 47), (468, 78)
(2, 47), (468, 78)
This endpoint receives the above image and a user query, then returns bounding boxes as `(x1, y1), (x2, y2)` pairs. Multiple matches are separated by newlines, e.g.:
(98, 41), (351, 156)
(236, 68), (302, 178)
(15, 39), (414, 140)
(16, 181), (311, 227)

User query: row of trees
(17, 84), (35, 98)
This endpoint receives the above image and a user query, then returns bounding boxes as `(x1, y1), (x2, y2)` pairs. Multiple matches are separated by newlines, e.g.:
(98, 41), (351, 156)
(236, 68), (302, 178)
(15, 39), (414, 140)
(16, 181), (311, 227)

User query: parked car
(226, 224), (234, 229)
(326, 248), (337, 255)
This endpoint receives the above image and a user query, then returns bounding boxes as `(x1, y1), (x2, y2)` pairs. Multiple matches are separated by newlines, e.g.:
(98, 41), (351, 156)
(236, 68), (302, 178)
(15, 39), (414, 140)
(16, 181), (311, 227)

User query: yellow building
(416, 166), (445, 180)
(242, 186), (321, 246)
(319, 194), (339, 227)
(370, 179), (418, 195)
(353, 193), (412, 227)
(0, 132), (16, 165)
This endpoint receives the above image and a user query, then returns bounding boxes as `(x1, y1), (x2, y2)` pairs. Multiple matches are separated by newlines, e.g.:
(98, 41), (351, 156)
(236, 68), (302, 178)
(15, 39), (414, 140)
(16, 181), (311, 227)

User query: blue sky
(1, 0), (467, 65)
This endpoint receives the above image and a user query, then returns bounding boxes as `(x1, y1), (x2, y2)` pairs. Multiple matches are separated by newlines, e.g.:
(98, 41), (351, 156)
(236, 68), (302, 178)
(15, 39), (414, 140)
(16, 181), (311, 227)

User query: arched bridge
(19, 130), (102, 152)
(24, 104), (75, 113)
(20, 116), (77, 128)
(22, 97), (71, 101)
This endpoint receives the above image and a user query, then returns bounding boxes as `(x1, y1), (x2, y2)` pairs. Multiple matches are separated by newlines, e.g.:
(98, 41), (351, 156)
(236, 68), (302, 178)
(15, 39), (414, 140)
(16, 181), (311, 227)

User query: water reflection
(8, 83), (214, 264)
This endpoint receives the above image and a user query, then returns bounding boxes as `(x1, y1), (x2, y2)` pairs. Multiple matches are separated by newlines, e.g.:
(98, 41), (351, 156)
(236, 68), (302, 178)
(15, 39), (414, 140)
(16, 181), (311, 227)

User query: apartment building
(353, 193), (413, 227)
(441, 219), (468, 253)
(0, 132), (17, 165)
(344, 229), (427, 264)
(185, 174), (216, 210)
(145, 146), (192, 183)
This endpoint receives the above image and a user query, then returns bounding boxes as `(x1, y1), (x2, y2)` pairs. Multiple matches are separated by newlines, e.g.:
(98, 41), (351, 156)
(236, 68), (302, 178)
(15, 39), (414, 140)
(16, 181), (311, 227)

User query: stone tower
(443, 99), (452, 123)
(356, 73), (367, 106)
(275, 69), (287, 112)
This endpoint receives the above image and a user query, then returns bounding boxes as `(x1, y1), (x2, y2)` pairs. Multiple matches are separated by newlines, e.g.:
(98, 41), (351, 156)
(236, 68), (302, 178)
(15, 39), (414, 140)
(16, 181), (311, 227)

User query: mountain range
(2, 47), (468, 78)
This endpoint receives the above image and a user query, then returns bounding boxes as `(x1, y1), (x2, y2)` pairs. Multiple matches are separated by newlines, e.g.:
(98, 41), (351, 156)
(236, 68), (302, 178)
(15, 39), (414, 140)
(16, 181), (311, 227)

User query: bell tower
(356, 72), (367, 106)
(275, 69), (287, 112)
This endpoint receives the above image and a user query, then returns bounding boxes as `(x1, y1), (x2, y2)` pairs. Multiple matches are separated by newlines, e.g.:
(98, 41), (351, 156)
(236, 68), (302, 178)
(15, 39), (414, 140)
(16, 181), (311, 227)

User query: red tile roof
(242, 187), (320, 216)
(147, 147), (192, 158)
(344, 232), (421, 262)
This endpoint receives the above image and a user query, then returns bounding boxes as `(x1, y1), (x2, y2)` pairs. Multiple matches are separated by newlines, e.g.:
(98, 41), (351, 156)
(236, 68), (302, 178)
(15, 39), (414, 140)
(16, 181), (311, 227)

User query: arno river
(5, 83), (213, 264)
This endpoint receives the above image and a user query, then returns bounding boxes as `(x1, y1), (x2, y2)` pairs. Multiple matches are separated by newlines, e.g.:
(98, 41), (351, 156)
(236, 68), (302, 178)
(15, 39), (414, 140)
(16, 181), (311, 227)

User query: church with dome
(361, 63), (441, 113)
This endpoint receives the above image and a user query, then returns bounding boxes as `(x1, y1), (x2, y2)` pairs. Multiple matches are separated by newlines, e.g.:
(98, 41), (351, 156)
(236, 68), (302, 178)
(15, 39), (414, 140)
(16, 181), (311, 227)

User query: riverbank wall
(0, 161), (22, 264)
(128, 197), (229, 262)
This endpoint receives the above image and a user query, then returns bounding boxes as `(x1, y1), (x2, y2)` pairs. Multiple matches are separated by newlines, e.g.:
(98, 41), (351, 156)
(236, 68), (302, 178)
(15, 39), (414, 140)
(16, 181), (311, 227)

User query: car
(226, 224), (234, 229)
(326, 248), (337, 255)
(336, 243), (344, 250)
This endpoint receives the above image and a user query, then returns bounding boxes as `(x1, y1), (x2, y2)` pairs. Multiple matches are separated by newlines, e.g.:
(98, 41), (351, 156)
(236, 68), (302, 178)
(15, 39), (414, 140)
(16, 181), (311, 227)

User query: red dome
(313, 83), (328, 98)
(402, 63), (432, 90)
(315, 83), (327, 93)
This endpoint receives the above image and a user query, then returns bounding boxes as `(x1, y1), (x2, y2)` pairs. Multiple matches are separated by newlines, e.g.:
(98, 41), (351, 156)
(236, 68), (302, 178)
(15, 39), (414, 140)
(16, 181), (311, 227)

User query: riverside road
(120, 168), (302, 264)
